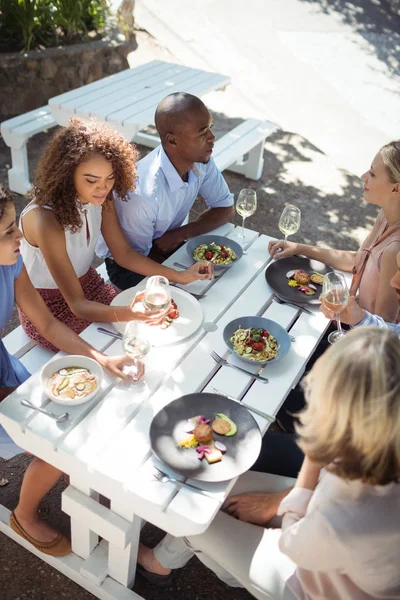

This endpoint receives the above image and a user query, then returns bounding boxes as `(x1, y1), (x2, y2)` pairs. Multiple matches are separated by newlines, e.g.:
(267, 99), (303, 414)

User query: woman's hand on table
(320, 295), (366, 326)
(97, 354), (145, 382)
(128, 291), (169, 325)
(268, 239), (299, 259)
(176, 261), (214, 285)
(223, 489), (292, 526)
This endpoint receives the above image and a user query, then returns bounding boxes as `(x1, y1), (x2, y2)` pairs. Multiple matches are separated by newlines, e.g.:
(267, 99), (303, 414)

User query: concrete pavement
(135, 0), (400, 175)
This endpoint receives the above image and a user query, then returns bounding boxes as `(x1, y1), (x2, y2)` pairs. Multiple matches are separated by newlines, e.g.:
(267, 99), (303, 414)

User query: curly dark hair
(0, 185), (13, 221)
(29, 118), (138, 233)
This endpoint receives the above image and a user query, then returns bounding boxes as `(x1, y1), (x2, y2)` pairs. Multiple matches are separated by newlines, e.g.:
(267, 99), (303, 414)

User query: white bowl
(41, 355), (103, 406)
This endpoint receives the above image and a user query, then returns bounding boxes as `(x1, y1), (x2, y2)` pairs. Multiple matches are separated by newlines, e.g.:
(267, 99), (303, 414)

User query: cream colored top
(278, 471), (400, 599)
(20, 201), (102, 289)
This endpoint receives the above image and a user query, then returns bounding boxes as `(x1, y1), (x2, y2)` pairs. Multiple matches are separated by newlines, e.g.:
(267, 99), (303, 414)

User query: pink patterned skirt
(19, 267), (118, 352)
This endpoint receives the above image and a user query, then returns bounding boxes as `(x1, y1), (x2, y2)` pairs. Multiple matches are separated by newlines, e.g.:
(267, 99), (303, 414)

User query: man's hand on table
(319, 295), (365, 326)
(154, 228), (187, 254)
(176, 262), (214, 285)
(223, 489), (292, 526)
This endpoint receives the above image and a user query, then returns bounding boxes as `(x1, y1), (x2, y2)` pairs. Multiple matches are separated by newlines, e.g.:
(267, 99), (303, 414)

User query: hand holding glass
(236, 189), (257, 240)
(278, 205), (301, 243)
(320, 272), (349, 344)
(122, 321), (151, 384)
(143, 275), (171, 312)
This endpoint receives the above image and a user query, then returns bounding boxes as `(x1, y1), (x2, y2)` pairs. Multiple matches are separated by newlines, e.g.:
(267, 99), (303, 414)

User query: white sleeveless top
(20, 201), (102, 289)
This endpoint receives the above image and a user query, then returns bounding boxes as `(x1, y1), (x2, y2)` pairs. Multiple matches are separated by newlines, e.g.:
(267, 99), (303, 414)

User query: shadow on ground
(299, 0), (400, 76)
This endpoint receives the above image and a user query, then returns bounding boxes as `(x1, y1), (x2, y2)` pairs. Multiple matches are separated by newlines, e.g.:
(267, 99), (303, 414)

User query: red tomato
(262, 330), (270, 338)
(171, 299), (177, 309)
(221, 252), (229, 258)
(205, 251), (213, 260)
(251, 341), (265, 352)
(168, 309), (179, 319)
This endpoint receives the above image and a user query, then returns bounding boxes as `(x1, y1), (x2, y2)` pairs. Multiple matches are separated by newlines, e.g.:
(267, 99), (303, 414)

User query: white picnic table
(49, 60), (231, 143)
(0, 224), (348, 600)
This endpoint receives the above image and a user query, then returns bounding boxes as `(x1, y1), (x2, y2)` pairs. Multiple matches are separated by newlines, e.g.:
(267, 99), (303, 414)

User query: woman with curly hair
(19, 119), (211, 350)
(138, 327), (400, 599)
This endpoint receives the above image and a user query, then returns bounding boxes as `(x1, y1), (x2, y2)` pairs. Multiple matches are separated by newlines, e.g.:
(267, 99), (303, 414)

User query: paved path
(135, 0), (400, 174)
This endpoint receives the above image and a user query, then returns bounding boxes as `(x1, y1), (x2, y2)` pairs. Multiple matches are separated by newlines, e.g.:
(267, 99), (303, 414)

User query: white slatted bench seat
(3, 262), (110, 373)
(135, 118), (276, 181)
(1, 107), (57, 195)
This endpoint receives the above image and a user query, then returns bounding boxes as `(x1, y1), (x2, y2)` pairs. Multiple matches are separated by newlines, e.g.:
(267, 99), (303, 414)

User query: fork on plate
(210, 351), (269, 383)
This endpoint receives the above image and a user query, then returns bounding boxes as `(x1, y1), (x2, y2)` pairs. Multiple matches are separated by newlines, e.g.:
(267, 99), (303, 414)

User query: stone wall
(0, 34), (137, 121)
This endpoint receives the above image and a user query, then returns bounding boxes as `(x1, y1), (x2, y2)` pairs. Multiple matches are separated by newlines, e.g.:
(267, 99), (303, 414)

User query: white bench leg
(227, 139), (265, 181)
(108, 497), (142, 588)
(8, 146), (31, 195)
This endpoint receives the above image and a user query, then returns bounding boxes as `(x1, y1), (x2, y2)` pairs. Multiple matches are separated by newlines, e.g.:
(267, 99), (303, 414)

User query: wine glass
(143, 275), (171, 312)
(236, 189), (257, 240)
(321, 272), (349, 344)
(278, 205), (301, 244)
(122, 321), (151, 385)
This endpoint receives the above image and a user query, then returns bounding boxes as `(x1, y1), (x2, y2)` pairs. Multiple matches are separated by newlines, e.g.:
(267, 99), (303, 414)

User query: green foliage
(0, 0), (109, 52)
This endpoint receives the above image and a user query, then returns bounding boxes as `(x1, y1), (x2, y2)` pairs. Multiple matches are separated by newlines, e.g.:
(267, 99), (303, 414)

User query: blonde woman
(138, 327), (400, 598)
(269, 141), (400, 323)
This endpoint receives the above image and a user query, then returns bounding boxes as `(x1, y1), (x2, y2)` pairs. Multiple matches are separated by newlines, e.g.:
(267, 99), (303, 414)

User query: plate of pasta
(223, 316), (292, 365)
(186, 234), (243, 269)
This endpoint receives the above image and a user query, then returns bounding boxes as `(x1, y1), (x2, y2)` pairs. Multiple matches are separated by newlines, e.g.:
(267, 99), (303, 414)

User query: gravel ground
(0, 26), (380, 600)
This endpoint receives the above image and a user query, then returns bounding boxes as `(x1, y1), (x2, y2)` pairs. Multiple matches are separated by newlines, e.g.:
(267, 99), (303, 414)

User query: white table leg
(8, 146), (31, 195)
(227, 139), (265, 181)
(108, 498), (142, 588)
(68, 475), (99, 559)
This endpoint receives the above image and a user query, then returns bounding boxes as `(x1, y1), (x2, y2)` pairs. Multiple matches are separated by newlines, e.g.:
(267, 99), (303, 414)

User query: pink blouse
(350, 210), (400, 320)
(277, 471), (400, 600)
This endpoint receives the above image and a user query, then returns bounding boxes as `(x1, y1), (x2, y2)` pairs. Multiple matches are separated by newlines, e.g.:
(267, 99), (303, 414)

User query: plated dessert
(286, 269), (324, 296)
(178, 413), (237, 465)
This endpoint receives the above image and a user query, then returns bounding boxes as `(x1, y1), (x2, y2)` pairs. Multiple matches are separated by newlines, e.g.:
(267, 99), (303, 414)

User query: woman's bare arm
(268, 239), (356, 272)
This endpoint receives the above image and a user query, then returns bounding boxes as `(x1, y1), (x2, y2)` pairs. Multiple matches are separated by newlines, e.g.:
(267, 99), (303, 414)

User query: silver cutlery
(273, 296), (314, 316)
(173, 261), (192, 270)
(97, 327), (123, 340)
(211, 387), (275, 422)
(170, 285), (206, 300)
(152, 467), (214, 498)
(20, 399), (70, 423)
(210, 351), (269, 383)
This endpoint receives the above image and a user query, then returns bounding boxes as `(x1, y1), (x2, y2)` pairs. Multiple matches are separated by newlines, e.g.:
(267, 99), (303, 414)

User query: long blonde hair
(380, 140), (400, 184)
(297, 327), (400, 485)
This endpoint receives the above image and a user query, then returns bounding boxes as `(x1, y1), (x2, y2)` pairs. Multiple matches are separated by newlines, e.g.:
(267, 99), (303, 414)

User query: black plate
(265, 256), (333, 305)
(149, 393), (262, 482)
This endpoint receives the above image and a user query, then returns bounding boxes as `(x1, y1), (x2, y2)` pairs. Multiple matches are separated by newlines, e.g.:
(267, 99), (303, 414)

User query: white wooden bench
(135, 118), (276, 180)
(1, 107), (57, 195)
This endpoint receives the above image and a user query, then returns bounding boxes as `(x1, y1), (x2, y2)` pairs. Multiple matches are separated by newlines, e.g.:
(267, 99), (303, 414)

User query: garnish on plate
(177, 413), (237, 465)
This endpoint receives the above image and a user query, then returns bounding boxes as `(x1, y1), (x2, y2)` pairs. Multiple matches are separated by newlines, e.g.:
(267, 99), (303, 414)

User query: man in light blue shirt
(320, 250), (400, 334)
(97, 92), (235, 290)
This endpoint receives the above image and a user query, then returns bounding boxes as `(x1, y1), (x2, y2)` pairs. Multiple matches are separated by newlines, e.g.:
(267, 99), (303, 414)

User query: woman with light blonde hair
(137, 327), (400, 599)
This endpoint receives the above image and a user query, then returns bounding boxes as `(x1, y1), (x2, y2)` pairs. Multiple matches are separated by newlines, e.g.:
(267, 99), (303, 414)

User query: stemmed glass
(236, 189), (257, 240)
(320, 272), (349, 344)
(122, 321), (151, 385)
(278, 205), (301, 244)
(143, 275), (171, 312)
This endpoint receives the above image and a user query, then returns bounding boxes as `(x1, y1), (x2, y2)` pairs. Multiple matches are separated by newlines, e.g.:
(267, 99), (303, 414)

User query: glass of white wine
(320, 272), (349, 344)
(236, 189), (257, 240)
(143, 275), (171, 312)
(278, 205), (301, 244)
(122, 321), (151, 385)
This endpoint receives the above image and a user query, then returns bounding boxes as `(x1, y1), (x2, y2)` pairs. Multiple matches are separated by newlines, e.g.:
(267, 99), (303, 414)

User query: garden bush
(0, 0), (110, 53)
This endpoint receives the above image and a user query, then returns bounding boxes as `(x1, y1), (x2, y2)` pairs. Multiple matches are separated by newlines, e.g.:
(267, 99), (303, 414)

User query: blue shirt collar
(159, 146), (199, 192)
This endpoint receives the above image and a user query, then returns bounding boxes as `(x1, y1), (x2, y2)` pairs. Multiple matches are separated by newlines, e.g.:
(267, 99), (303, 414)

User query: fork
(152, 467), (214, 497)
(210, 351), (269, 383)
(211, 387), (275, 422)
(273, 295), (314, 316)
(170, 284), (206, 300)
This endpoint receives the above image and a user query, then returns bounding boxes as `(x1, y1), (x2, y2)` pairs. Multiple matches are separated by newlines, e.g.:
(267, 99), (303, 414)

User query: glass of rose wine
(122, 320), (151, 386)
(321, 272), (349, 344)
(236, 189), (257, 240)
(278, 205), (301, 243)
